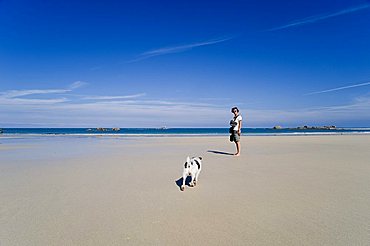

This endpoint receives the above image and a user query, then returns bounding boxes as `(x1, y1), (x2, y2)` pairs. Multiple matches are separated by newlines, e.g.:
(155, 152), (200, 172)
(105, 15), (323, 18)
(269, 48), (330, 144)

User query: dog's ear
(198, 156), (203, 160)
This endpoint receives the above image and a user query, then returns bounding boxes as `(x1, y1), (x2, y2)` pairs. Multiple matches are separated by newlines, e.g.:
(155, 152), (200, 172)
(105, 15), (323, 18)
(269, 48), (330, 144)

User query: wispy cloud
(305, 81), (370, 95)
(2, 98), (69, 105)
(246, 95), (370, 126)
(69, 81), (88, 90)
(3, 91), (370, 127)
(0, 89), (70, 98)
(0, 83), (230, 127)
(2, 87), (370, 127)
(129, 36), (234, 62)
(2, 82), (369, 127)
(0, 81), (86, 105)
(267, 3), (370, 31)
(0, 81), (87, 99)
(83, 93), (146, 100)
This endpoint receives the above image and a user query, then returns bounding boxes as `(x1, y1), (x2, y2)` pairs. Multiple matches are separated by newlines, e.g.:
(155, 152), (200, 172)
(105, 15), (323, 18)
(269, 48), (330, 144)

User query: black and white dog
(181, 156), (202, 191)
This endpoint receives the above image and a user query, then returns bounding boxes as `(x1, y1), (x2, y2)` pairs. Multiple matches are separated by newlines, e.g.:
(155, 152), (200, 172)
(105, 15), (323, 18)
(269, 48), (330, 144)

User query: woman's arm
(238, 120), (242, 135)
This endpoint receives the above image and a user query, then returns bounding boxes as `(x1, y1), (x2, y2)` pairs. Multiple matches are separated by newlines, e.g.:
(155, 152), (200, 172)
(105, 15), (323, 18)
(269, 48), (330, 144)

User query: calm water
(1, 128), (370, 136)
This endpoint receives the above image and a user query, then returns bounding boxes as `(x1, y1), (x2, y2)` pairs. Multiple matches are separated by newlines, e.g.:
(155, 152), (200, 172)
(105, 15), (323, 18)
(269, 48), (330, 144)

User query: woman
(230, 107), (242, 156)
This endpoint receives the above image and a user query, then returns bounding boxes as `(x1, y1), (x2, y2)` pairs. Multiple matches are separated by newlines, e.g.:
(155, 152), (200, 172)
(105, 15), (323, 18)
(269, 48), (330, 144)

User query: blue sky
(1, 0), (370, 127)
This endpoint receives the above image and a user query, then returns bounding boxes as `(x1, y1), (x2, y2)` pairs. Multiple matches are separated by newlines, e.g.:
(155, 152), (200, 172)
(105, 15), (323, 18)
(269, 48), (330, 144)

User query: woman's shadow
(207, 150), (234, 156)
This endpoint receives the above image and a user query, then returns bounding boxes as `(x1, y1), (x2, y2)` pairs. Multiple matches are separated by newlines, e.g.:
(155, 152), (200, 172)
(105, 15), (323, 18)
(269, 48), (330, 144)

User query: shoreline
(1, 127), (370, 138)
(1, 131), (370, 139)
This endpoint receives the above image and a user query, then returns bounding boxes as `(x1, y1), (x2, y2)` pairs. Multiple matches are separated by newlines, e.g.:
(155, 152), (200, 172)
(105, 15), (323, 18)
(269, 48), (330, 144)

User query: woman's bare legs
(234, 141), (240, 156)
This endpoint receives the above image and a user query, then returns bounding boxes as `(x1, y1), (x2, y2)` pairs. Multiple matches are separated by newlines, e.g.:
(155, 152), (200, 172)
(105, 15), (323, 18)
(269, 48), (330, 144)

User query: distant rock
(0, 128), (3, 134)
(96, 128), (107, 131)
(112, 128), (121, 131)
(296, 125), (337, 130)
(271, 125), (338, 130)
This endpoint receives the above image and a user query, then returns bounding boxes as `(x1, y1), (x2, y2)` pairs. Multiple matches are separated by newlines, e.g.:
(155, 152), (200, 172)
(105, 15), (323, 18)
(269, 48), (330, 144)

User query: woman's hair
(231, 107), (239, 113)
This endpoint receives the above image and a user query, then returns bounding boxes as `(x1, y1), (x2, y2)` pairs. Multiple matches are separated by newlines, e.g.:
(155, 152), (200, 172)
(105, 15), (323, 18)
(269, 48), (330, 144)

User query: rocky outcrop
(271, 125), (338, 130)
(273, 126), (282, 130)
(296, 125), (336, 130)
(96, 128), (108, 131)
(86, 128), (121, 132)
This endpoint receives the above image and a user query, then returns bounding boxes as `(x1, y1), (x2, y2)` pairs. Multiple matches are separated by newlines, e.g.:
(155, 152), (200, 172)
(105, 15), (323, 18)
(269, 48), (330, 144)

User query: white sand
(1, 135), (369, 245)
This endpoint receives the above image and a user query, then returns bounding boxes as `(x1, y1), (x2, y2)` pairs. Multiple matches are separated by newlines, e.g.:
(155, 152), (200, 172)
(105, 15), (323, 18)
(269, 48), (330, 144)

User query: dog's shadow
(175, 176), (193, 190)
(207, 150), (234, 156)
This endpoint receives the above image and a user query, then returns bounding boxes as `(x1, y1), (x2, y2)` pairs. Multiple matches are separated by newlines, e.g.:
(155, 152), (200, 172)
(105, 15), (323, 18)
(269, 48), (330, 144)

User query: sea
(1, 127), (370, 137)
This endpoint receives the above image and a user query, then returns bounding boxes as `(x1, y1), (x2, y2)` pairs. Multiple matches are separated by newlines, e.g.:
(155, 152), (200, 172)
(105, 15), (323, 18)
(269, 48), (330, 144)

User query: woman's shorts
(230, 131), (240, 142)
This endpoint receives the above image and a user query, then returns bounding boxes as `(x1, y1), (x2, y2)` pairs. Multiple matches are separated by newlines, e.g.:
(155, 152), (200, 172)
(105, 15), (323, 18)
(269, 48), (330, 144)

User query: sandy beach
(1, 135), (369, 245)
